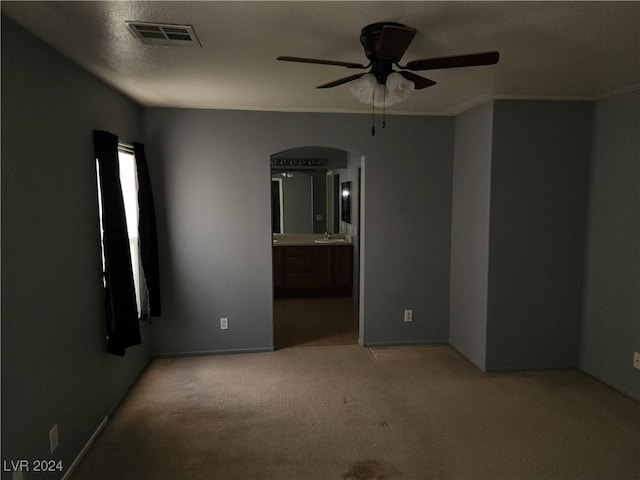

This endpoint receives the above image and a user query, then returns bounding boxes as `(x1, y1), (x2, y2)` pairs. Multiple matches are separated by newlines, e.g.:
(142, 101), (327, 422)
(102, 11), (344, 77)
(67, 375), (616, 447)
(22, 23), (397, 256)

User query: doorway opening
(270, 146), (363, 349)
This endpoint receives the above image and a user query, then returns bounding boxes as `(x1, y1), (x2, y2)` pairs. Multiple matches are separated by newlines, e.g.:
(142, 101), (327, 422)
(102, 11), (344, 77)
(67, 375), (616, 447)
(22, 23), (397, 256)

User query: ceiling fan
(277, 21), (499, 93)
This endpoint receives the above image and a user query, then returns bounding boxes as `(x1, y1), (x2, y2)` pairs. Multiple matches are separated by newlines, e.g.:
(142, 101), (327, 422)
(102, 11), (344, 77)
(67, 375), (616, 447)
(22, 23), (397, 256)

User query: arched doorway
(270, 146), (363, 348)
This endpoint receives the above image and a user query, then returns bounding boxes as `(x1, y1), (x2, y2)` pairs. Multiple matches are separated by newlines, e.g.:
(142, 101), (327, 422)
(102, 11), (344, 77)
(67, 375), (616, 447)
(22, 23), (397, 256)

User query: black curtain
(94, 130), (141, 356)
(133, 142), (161, 317)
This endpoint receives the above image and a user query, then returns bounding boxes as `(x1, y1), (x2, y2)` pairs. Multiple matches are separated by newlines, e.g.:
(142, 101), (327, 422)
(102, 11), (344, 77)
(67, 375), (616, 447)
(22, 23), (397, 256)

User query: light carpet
(70, 345), (640, 479)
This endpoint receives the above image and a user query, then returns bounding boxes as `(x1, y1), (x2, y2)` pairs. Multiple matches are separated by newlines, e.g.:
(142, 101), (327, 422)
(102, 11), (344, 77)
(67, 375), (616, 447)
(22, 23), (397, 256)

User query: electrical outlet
(404, 309), (413, 322)
(220, 317), (229, 330)
(634, 352), (640, 370)
(49, 424), (59, 453)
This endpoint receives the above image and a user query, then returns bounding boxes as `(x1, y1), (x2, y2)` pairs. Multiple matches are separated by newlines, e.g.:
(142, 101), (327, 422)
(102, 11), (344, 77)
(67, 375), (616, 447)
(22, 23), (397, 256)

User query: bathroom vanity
(273, 234), (353, 298)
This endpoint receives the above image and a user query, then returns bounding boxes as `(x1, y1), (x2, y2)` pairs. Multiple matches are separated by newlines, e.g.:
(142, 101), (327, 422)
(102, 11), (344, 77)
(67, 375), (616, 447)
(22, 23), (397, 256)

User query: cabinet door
(334, 245), (353, 287)
(313, 246), (333, 287)
(282, 247), (314, 288)
(272, 247), (283, 288)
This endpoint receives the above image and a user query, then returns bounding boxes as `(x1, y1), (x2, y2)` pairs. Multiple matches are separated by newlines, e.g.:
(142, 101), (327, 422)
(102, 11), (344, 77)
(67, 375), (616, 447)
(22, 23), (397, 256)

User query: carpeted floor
(70, 345), (640, 480)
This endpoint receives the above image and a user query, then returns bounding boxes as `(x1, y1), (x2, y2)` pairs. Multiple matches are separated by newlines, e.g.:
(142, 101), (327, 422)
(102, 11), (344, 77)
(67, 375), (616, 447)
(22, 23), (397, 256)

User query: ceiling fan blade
(398, 71), (437, 90)
(404, 51), (500, 71)
(377, 25), (416, 62)
(277, 56), (367, 69)
(317, 73), (367, 89)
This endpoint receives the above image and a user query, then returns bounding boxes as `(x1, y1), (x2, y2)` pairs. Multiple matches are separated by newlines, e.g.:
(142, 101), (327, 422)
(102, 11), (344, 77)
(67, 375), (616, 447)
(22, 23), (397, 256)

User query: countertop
(272, 233), (353, 246)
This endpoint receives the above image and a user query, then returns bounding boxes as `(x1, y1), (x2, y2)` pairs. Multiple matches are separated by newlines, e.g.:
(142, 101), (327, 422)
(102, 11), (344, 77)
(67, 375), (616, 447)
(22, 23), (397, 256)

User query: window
(95, 146), (143, 317)
(94, 130), (161, 355)
(117, 149), (143, 317)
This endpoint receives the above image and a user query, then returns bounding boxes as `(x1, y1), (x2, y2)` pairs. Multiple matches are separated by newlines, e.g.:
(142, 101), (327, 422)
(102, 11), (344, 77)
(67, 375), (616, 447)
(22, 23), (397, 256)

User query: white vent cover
(126, 21), (201, 47)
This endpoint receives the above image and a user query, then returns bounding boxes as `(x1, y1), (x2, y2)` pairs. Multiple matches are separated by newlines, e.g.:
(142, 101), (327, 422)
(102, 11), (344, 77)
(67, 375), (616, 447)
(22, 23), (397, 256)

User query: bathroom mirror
(271, 147), (348, 234)
(271, 171), (314, 233)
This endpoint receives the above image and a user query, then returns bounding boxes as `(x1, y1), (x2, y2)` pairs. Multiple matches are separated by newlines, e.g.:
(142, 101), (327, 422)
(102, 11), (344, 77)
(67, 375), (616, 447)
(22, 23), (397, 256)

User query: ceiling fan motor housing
(360, 22), (407, 84)
(360, 22), (407, 59)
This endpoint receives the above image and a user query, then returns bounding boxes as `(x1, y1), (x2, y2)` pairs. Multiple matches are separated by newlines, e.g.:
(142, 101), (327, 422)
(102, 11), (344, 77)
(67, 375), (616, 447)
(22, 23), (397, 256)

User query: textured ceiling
(3, 1), (639, 115)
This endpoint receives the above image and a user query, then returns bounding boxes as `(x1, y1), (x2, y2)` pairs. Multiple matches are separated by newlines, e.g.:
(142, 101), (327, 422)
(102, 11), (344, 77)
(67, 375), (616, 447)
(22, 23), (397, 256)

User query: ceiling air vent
(126, 21), (201, 47)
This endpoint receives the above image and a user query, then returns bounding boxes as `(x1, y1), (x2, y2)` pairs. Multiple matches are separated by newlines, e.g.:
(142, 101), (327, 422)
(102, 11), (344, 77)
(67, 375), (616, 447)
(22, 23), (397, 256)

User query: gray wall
(449, 102), (494, 370)
(1, 15), (149, 479)
(143, 108), (454, 354)
(581, 90), (640, 401)
(486, 100), (593, 370)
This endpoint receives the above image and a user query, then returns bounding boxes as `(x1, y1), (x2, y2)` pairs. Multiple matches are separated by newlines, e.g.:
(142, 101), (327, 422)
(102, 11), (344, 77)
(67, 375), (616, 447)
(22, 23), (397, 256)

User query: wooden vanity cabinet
(273, 245), (353, 297)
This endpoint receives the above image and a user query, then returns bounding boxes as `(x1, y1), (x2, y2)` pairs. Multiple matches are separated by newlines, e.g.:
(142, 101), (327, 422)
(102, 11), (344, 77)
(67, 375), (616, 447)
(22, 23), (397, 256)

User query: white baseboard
(61, 416), (109, 480)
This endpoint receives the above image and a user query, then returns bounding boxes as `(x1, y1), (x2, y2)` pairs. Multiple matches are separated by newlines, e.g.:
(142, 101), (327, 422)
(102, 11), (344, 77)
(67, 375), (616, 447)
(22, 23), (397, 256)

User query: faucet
(324, 231), (331, 240)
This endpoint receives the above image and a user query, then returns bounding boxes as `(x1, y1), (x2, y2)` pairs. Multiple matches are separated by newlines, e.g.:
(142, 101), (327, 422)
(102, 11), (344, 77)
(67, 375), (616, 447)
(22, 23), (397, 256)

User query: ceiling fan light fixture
(385, 72), (415, 105)
(349, 73), (377, 104)
(348, 72), (414, 107)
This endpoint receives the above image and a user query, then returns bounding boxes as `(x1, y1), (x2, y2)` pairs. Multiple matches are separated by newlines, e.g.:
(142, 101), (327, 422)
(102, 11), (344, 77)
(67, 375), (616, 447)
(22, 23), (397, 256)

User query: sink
(314, 238), (347, 244)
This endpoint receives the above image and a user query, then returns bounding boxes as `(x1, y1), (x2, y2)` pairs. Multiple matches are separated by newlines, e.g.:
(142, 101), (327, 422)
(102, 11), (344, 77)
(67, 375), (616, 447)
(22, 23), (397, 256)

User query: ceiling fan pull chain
(382, 87), (387, 129)
(371, 89), (376, 136)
